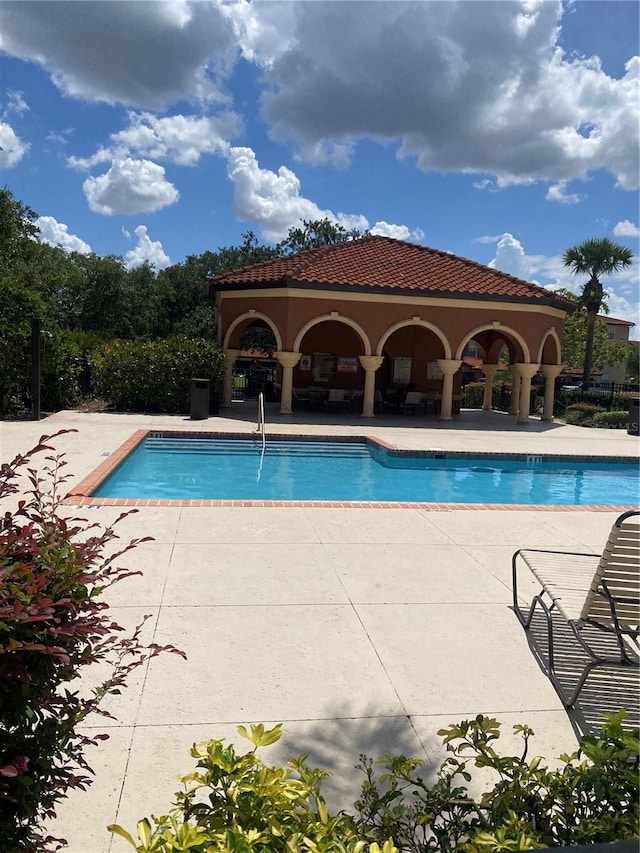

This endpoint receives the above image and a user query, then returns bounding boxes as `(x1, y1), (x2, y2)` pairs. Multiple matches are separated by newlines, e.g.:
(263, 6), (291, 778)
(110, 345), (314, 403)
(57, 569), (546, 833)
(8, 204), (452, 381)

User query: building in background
(598, 315), (635, 384)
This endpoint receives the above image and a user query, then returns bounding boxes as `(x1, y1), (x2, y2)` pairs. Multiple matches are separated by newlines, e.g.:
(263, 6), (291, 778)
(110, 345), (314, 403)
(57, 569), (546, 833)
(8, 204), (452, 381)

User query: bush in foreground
(110, 714), (638, 853)
(0, 432), (185, 852)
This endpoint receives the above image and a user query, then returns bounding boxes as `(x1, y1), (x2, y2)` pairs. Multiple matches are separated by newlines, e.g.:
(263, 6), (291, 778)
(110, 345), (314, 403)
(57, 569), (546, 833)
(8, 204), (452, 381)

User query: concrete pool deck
(1, 406), (639, 852)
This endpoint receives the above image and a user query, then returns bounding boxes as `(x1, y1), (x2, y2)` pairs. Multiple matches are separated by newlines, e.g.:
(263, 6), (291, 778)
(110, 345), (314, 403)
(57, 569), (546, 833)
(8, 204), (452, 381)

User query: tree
(0, 186), (39, 271)
(561, 311), (630, 375)
(276, 218), (366, 254)
(562, 238), (633, 391)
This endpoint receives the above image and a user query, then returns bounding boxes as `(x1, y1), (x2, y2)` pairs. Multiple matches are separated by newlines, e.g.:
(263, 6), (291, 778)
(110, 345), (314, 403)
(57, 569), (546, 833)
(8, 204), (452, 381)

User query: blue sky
(1, 0), (638, 335)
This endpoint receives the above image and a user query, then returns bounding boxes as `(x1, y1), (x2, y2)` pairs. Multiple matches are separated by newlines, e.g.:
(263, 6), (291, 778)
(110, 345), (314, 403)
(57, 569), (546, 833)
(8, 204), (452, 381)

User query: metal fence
(558, 382), (639, 410)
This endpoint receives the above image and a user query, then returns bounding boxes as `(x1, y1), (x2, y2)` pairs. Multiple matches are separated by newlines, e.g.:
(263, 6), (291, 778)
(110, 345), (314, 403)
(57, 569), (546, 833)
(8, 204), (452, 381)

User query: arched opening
(224, 315), (281, 401)
(538, 329), (561, 366)
(377, 321), (448, 393)
(293, 317), (369, 409)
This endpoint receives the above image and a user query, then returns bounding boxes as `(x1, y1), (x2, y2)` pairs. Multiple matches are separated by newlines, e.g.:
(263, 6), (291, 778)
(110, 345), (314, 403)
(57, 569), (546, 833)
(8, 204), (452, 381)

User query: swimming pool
(89, 434), (640, 507)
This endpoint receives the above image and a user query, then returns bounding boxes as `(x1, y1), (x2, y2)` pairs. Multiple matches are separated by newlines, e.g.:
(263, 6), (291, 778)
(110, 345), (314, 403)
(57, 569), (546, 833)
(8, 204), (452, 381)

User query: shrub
(564, 402), (605, 426)
(611, 393), (636, 413)
(111, 715), (638, 853)
(109, 723), (396, 853)
(90, 335), (225, 413)
(354, 712), (639, 852)
(591, 410), (630, 429)
(0, 431), (185, 852)
(463, 384), (484, 409)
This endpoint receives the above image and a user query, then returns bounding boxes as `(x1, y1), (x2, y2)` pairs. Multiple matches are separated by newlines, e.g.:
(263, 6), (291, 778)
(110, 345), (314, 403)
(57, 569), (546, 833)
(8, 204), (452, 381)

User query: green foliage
(626, 342), (639, 383)
(111, 715), (638, 853)
(0, 279), (45, 414)
(591, 410), (630, 429)
(173, 306), (219, 339)
(90, 336), (225, 412)
(109, 723), (396, 853)
(0, 432), (185, 852)
(239, 326), (277, 354)
(462, 383), (485, 409)
(0, 186), (39, 270)
(563, 238), (634, 311)
(562, 238), (634, 390)
(275, 218), (367, 254)
(564, 402), (606, 426)
(355, 712), (639, 853)
(611, 393), (636, 412)
(561, 312), (630, 372)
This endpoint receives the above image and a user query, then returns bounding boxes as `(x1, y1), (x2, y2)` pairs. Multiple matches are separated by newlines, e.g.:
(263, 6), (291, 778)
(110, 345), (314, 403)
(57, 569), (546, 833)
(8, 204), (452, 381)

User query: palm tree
(562, 238), (633, 391)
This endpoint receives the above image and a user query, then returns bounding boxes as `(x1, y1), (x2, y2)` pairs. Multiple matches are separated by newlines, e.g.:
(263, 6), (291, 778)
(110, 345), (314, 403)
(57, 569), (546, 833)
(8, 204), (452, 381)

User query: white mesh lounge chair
(400, 391), (425, 415)
(324, 388), (347, 412)
(512, 510), (640, 707)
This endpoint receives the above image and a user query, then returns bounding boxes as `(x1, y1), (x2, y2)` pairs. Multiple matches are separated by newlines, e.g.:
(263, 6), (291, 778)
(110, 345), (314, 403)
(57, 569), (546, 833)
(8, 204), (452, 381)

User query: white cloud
(488, 233), (537, 282)
(369, 222), (424, 242)
(69, 111), (240, 170)
(36, 216), (91, 254)
(82, 157), (179, 216)
(486, 231), (640, 328)
(0, 121), (29, 167)
(226, 146), (416, 243)
(613, 219), (640, 238)
(545, 180), (583, 205)
(248, 0), (638, 189)
(5, 90), (29, 115)
(3, 0), (637, 192)
(226, 146), (364, 241)
(221, 0), (297, 66)
(0, 1), (235, 110)
(123, 225), (170, 270)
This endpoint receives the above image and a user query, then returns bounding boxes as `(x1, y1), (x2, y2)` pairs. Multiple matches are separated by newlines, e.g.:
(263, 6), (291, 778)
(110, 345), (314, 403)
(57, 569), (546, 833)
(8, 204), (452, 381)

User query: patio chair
(400, 391), (425, 415)
(512, 510), (640, 707)
(292, 388), (310, 409)
(324, 388), (347, 412)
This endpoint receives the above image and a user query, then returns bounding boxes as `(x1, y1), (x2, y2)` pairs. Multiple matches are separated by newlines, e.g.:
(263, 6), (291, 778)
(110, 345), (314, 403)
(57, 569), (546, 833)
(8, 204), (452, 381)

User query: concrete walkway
(1, 407), (638, 853)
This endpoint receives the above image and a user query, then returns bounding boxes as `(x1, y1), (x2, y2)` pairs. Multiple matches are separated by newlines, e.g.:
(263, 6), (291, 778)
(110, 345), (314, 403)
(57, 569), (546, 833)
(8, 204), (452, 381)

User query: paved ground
(1, 406), (639, 852)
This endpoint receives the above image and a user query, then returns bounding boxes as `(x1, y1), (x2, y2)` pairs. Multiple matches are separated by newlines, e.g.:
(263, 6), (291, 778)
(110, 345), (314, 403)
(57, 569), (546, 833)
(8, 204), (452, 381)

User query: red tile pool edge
(62, 429), (639, 513)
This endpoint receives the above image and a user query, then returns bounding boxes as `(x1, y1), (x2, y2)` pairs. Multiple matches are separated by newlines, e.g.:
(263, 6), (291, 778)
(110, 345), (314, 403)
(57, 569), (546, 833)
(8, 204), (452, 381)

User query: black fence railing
(558, 382), (639, 409)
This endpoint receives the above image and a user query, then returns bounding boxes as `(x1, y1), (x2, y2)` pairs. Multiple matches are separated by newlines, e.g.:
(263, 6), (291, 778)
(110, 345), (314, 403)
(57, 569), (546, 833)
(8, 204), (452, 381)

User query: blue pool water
(93, 436), (640, 505)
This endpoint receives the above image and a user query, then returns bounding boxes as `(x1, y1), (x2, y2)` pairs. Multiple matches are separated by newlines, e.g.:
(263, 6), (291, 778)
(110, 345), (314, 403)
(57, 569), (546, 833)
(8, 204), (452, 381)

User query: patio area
(2, 406), (639, 852)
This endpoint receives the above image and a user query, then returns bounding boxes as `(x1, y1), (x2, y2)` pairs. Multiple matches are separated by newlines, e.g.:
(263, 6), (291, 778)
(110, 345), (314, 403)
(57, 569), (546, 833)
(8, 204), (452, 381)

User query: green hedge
(90, 336), (225, 413)
(565, 402), (606, 426)
(591, 410), (630, 429)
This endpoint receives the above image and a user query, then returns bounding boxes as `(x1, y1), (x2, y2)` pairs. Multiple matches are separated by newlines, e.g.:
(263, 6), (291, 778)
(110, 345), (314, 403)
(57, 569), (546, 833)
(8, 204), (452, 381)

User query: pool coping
(62, 429), (640, 512)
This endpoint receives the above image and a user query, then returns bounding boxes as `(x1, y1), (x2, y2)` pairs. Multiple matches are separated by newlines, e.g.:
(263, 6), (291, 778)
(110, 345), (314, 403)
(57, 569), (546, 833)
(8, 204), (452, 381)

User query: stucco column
(509, 365), (522, 415)
(516, 363), (540, 424)
(481, 363), (499, 411)
(359, 355), (384, 417)
(436, 359), (462, 421)
(275, 351), (301, 414)
(222, 348), (240, 408)
(540, 364), (562, 422)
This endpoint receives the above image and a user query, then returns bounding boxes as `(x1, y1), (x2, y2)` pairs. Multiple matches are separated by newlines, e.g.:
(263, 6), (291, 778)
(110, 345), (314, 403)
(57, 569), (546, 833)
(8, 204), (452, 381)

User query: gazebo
(209, 236), (575, 423)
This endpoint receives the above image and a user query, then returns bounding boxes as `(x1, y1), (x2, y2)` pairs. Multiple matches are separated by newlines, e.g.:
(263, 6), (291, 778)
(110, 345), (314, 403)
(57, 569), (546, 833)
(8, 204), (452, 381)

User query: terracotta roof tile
(210, 235), (576, 309)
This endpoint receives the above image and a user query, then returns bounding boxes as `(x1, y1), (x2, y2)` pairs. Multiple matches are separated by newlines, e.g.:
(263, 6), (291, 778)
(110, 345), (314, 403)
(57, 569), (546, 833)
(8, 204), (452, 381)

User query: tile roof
(210, 235), (576, 309)
(598, 315), (635, 326)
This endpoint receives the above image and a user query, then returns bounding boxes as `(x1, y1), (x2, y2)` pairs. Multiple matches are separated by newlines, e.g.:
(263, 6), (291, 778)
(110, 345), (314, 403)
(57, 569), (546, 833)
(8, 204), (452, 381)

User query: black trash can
(190, 378), (210, 420)
(628, 398), (639, 436)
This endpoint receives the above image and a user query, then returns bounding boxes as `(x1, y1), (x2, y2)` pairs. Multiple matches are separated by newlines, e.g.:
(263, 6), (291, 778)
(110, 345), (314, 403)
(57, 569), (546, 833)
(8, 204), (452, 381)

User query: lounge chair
(324, 388), (347, 412)
(512, 510), (639, 707)
(400, 391), (425, 415)
(292, 388), (310, 409)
